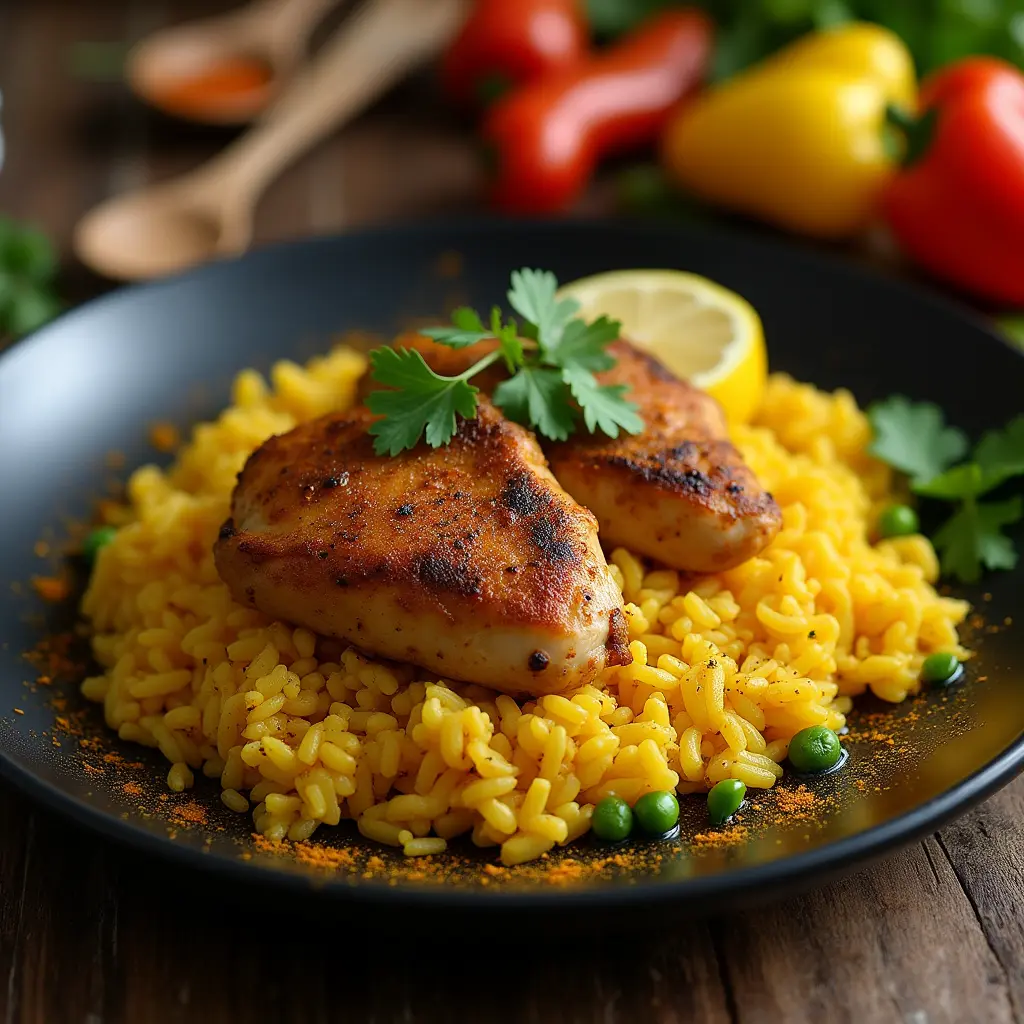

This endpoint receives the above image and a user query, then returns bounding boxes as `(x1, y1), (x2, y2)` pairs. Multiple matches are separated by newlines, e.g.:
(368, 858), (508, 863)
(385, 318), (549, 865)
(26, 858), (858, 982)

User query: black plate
(2, 219), (1023, 917)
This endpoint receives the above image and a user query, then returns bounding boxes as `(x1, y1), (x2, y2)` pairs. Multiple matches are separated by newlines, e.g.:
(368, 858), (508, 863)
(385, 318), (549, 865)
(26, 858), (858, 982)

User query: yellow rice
(81, 347), (970, 866)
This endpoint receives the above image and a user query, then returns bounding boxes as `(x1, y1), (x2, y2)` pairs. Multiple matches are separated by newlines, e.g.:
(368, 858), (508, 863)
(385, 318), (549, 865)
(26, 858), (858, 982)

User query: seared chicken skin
(215, 399), (629, 696)
(382, 334), (781, 573)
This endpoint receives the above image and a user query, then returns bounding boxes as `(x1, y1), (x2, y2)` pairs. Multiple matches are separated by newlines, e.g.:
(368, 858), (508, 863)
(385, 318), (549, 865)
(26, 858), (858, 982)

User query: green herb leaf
(7, 287), (62, 336)
(975, 415), (1024, 481)
(913, 417), (1024, 500)
(0, 218), (61, 340)
(489, 307), (525, 371)
(0, 224), (57, 282)
(493, 367), (576, 442)
(507, 269), (579, 355)
(366, 347), (479, 455)
(933, 497), (1023, 584)
(867, 396), (969, 486)
(367, 268), (638, 453)
(913, 462), (992, 501)
(547, 316), (620, 372)
(563, 365), (645, 439)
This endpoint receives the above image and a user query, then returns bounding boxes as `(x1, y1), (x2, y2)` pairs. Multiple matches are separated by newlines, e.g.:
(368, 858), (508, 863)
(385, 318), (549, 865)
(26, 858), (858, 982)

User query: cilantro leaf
(489, 307), (525, 371)
(933, 497), (1023, 583)
(420, 327), (493, 349)
(0, 224), (56, 282)
(0, 217), (61, 339)
(507, 269), (579, 354)
(6, 287), (62, 336)
(913, 462), (993, 501)
(914, 417), (1024, 500)
(493, 367), (575, 442)
(563, 365), (644, 439)
(420, 305), (526, 375)
(367, 268), (641, 454)
(452, 306), (485, 333)
(366, 347), (479, 455)
(975, 416), (1024, 481)
(867, 396), (968, 486)
(547, 316), (620, 372)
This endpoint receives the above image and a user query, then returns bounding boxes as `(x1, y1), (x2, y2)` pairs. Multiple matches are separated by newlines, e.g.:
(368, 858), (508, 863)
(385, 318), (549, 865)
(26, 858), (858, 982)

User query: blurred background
(3, 0), (1024, 346)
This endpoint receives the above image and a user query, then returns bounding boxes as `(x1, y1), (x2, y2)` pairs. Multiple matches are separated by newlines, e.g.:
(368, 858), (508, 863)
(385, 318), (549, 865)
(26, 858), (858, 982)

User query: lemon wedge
(558, 269), (767, 423)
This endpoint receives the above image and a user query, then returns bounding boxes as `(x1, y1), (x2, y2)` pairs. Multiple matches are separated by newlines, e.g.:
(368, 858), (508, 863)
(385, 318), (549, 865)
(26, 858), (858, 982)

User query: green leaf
(507, 269), (579, 354)
(933, 497), (1023, 584)
(493, 367), (575, 442)
(419, 326), (494, 349)
(365, 268), (642, 453)
(547, 316), (620, 372)
(0, 222), (56, 282)
(917, 417), (1024, 500)
(452, 306), (486, 333)
(421, 305), (515, 350)
(975, 415), (1024, 480)
(913, 462), (991, 500)
(366, 347), (479, 455)
(868, 396), (969, 486)
(489, 307), (525, 371)
(562, 365), (644, 439)
(6, 287), (62, 336)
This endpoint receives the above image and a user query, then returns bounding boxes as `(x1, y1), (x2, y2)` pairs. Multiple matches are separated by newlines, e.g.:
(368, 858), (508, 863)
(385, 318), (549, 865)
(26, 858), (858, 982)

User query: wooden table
(1, 3), (1022, 1021)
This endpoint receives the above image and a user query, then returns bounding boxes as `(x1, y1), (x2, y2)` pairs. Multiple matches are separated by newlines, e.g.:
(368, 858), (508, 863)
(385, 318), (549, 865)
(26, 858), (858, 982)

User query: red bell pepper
(481, 9), (713, 215)
(883, 57), (1024, 305)
(441, 0), (588, 110)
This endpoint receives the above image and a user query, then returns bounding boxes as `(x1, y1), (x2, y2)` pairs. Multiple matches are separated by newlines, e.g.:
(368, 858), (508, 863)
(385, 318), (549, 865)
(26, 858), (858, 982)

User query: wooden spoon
(75, 0), (469, 282)
(127, 0), (342, 124)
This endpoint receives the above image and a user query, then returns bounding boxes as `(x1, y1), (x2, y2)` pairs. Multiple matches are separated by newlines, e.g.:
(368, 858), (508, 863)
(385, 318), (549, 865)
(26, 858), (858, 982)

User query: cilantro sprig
(868, 397), (1024, 583)
(367, 269), (643, 455)
(0, 217), (62, 339)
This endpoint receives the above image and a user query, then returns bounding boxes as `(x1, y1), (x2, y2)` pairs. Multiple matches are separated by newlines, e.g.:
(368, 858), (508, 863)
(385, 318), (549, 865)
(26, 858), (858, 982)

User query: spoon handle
(260, 0), (341, 65)
(203, 0), (470, 251)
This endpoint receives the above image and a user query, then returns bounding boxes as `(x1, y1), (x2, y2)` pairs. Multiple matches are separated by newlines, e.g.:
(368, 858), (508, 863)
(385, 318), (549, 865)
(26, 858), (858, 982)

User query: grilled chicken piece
(214, 398), (629, 696)
(545, 342), (781, 572)
(376, 335), (781, 573)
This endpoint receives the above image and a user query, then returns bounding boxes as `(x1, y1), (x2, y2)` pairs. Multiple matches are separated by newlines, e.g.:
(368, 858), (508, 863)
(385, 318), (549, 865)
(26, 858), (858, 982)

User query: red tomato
(441, 0), (588, 109)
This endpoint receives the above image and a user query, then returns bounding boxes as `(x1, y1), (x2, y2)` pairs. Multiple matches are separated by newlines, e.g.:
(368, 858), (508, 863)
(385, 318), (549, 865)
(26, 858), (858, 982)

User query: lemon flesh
(558, 270), (767, 424)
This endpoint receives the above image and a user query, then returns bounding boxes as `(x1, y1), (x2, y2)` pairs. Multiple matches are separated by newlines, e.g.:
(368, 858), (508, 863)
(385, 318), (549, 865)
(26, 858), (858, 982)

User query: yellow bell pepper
(661, 24), (916, 239)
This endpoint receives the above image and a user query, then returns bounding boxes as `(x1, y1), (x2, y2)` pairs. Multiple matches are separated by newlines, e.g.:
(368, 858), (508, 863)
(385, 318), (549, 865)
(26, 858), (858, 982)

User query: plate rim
(2, 216), (1023, 909)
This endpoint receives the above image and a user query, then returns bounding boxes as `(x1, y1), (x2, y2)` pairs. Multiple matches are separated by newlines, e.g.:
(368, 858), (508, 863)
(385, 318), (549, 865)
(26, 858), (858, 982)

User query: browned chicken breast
(381, 335), (781, 573)
(546, 341), (781, 573)
(214, 399), (629, 696)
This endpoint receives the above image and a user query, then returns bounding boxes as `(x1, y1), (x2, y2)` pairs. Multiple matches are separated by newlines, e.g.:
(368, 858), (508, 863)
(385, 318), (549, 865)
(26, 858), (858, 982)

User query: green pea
(707, 779), (746, 825)
(788, 726), (843, 773)
(83, 525), (118, 563)
(591, 796), (633, 841)
(877, 503), (919, 539)
(634, 791), (680, 835)
(921, 651), (962, 687)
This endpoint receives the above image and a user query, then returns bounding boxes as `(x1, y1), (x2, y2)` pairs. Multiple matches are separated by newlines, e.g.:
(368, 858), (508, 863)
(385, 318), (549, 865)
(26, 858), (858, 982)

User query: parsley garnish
(0, 217), (62, 339)
(868, 399), (1024, 583)
(367, 269), (643, 455)
(867, 396), (968, 488)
